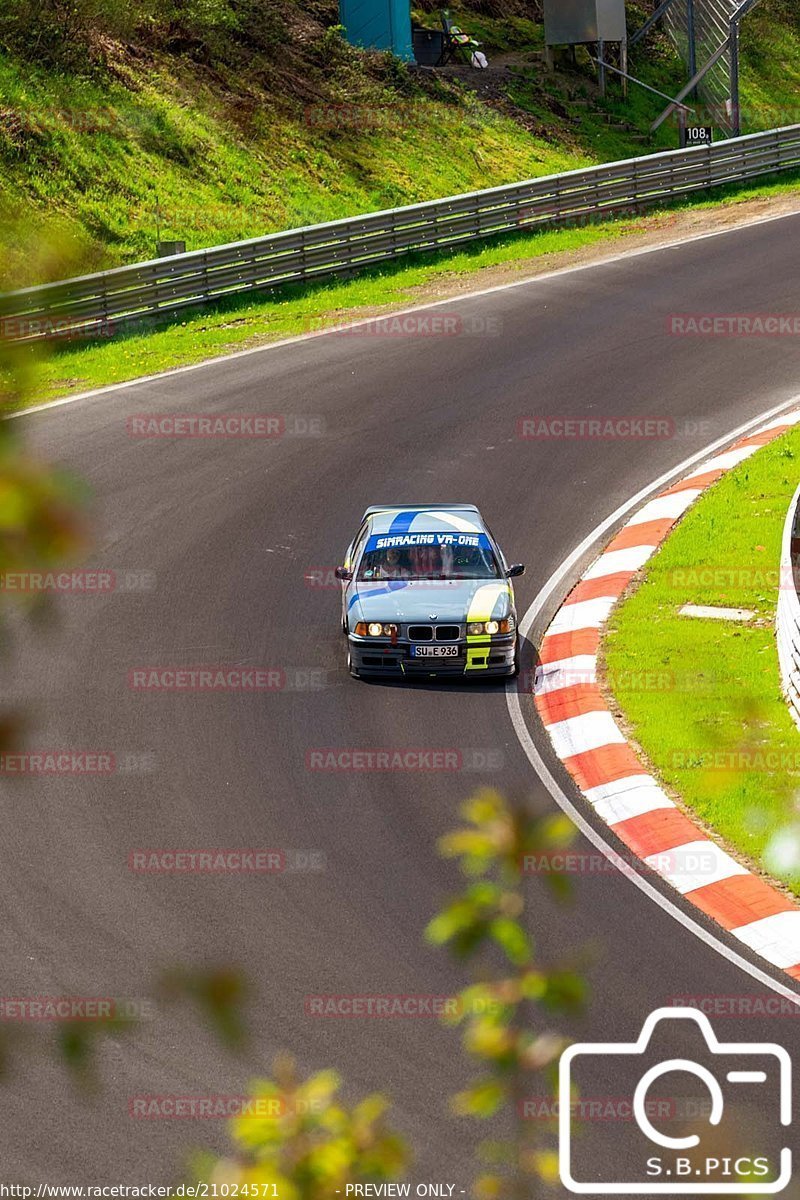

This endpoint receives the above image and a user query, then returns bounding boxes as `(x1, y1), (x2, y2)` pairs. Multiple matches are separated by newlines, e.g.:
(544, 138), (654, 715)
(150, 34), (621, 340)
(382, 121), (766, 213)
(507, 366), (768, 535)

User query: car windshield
(357, 532), (500, 581)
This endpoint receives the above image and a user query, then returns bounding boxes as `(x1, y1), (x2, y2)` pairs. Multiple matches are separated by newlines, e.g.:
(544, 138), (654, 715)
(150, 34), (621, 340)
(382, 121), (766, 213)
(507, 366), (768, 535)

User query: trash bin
(412, 26), (444, 66)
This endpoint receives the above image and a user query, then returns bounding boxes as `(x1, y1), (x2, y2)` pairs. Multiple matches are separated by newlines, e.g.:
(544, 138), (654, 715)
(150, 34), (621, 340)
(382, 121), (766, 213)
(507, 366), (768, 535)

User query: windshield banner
(365, 532), (492, 552)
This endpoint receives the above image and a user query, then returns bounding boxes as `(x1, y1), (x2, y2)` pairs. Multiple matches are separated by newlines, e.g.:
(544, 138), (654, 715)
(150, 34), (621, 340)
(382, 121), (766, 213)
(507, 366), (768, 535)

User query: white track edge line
(8, 205), (800, 421)
(506, 391), (800, 1006)
(11, 194), (800, 997)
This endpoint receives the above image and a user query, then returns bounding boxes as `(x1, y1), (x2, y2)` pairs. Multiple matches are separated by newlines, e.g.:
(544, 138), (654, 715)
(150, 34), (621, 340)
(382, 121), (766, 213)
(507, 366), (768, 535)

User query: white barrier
(776, 481), (800, 729)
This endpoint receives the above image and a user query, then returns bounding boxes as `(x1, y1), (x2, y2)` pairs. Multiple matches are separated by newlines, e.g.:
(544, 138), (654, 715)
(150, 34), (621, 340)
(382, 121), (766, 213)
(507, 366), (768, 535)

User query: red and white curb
(534, 411), (800, 983)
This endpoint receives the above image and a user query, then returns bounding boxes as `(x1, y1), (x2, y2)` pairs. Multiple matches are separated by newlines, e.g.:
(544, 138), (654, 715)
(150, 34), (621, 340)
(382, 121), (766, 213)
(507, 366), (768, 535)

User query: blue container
(339, 0), (413, 61)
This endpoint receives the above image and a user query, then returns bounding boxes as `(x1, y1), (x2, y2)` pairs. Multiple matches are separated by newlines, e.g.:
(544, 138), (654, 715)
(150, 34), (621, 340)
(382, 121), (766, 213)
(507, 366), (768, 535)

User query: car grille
(435, 625), (460, 641)
(407, 624), (461, 641)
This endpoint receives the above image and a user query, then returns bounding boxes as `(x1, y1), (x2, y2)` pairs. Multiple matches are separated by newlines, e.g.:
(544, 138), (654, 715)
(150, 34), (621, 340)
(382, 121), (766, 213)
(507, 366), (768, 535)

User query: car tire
(346, 645), (360, 678)
(512, 637), (520, 677)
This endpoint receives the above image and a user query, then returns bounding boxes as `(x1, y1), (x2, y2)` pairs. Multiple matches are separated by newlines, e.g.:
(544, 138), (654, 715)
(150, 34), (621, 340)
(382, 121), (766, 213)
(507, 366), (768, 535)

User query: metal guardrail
(776, 482), (800, 731)
(3, 123), (800, 342)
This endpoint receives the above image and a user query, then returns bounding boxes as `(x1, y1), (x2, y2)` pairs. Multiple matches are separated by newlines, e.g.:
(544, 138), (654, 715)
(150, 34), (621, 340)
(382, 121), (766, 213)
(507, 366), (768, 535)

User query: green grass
(2, 0), (798, 295)
(6, 164), (800, 411)
(0, 44), (587, 288)
(0, 0), (796, 294)
(4, 214), (633, 406)
(3, 0), (792, 291)
(604, 425), (800, 897)
(3, 0), (800, 409)
(739, 0), (800, 133)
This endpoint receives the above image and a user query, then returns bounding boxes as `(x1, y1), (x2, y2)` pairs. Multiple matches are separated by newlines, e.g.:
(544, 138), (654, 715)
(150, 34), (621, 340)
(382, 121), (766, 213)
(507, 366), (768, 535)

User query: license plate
(411, 645), (459, 658)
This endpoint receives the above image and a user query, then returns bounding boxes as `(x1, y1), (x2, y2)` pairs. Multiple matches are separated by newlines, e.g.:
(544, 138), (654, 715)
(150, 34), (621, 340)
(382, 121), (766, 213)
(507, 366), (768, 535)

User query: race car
(334, 504), (524, 679)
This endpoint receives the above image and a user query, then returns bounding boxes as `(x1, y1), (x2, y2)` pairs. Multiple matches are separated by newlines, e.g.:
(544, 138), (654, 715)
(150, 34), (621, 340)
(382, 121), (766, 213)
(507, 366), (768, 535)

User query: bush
(0, 0), (290, 67)
(0, 0), (138, 64)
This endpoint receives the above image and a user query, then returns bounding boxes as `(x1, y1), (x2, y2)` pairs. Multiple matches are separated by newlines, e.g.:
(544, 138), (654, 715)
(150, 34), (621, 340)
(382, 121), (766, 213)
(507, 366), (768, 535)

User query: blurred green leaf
(200, 1056), (408, 1197)
(488, 916), (530, 966)
(430, 791), (587, 1197)
(159, 966), (247, 1050)
(452, 1078), (505, 1118)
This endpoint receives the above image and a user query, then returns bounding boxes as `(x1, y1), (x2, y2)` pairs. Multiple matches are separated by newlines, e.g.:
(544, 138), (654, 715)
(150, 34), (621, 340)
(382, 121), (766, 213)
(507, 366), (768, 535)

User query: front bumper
(348, 634), (516, 677)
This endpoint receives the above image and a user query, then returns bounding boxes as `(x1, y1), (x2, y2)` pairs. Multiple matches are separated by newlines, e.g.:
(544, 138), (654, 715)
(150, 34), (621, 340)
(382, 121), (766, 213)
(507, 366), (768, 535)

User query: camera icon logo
(559, 1007), (792, 1194)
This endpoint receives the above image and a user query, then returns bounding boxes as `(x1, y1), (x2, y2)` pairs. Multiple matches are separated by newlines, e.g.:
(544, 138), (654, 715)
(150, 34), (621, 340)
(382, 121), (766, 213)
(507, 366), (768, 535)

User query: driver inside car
(379, 547), (409, 579)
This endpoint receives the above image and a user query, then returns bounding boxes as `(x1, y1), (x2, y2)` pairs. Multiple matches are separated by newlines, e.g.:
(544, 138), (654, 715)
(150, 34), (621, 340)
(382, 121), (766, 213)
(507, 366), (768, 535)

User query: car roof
(364, 504), (486, 536)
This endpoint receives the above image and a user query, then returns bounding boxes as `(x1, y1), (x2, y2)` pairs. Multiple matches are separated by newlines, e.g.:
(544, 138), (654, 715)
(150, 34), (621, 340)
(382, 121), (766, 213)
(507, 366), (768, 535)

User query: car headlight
(354, 622), (398, 637)
(467, 617), (515, 636)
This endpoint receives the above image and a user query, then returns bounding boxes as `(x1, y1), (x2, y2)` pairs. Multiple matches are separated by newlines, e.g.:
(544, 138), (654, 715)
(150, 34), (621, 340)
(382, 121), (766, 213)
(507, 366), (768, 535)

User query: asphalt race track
(6, 212), (800, 1189)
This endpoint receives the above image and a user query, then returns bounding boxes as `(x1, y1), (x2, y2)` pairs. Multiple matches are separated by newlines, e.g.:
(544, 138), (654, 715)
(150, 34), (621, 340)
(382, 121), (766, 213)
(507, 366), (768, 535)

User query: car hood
(348, 579), (513, 625)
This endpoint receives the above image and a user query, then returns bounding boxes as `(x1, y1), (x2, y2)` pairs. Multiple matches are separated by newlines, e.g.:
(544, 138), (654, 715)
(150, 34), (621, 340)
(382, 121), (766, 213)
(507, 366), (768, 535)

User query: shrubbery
(0, 0), (294, 68)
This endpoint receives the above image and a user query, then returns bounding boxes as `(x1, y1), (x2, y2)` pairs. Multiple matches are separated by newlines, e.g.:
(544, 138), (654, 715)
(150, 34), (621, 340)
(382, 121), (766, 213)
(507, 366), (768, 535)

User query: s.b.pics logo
(559, 1007), (792, 1194)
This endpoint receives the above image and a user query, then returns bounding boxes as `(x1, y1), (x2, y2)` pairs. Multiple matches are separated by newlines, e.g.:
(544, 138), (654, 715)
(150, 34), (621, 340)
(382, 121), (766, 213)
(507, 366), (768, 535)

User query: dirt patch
(403, 191), (800, 303)
(298, 190), (800, 335)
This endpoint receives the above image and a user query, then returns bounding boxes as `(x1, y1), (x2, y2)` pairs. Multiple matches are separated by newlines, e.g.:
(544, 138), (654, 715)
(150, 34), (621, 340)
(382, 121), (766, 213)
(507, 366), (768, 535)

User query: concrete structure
(544, 0), (626, 46)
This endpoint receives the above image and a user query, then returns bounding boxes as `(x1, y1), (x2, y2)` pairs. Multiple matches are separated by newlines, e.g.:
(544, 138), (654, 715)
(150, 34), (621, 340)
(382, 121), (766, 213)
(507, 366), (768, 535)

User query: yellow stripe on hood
(466, 582), (511, 624)
(465, 582), (511, 670)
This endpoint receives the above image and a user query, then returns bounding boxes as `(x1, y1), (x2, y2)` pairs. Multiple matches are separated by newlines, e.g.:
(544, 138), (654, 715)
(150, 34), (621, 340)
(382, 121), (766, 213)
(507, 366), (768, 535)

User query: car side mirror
(334, 566), (352, 581)
(507, 563), (525, 578)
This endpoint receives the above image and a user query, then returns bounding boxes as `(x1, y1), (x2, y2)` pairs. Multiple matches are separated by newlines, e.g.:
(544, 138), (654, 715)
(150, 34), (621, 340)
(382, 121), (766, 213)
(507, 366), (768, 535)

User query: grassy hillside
(0, 27), (569, 285)
(738, 0), (800, 130)
(0, 0), (797, 290)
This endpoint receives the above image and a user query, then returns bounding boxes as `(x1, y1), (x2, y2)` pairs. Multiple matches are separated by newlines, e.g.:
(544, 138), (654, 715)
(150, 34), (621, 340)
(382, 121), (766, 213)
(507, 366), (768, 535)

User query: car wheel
(346, 645), (360, 678)
(512, 637), (520, 677)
